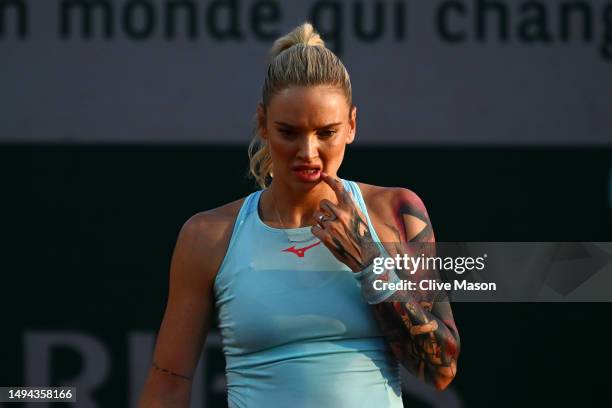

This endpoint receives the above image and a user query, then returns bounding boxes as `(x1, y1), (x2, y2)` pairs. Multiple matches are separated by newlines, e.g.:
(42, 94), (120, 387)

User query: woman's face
(258, 85), (356, 191)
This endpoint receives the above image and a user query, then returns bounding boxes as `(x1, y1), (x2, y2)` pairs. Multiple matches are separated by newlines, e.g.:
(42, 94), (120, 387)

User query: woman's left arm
(312, 175), (460, 390)
(370, 188), (460, 390)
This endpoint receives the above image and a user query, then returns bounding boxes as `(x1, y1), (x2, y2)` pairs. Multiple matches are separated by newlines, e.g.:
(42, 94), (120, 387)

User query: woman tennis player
(140, 23), (460, 407)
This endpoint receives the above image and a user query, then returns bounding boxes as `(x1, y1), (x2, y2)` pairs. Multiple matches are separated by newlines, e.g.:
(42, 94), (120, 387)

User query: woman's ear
(256, 102), (268, 140)
(347, 105), (357, 144)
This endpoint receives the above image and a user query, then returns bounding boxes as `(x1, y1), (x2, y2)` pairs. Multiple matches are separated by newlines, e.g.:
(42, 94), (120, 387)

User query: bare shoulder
(139, 196), (248, 401)
(176, 196), (247, 283)
(186, 197), (245, 241)
(355, 182), (427, 215)
(354, 182), (432, 243)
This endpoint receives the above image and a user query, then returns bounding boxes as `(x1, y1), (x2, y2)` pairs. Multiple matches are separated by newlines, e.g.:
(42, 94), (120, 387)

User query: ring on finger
(318, 214), (326, 223)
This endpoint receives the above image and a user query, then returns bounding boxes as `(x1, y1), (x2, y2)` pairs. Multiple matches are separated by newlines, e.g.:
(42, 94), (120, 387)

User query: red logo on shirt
(282, 241), (321, 258)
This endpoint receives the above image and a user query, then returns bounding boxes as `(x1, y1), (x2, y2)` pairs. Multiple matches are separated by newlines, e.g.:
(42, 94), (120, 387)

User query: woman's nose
(296, 136), (319, 160)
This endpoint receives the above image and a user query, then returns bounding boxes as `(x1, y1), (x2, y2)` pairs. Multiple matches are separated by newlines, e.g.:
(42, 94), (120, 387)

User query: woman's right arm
(139, 212), (228, 407)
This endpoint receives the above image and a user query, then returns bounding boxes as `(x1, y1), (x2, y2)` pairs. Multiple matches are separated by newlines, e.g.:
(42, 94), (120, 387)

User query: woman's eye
(278, 129), (295, 137)
(319, 130), (336, 138)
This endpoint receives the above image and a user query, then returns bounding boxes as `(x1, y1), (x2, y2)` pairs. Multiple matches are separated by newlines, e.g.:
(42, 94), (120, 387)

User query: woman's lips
(293, 168), (321, 182)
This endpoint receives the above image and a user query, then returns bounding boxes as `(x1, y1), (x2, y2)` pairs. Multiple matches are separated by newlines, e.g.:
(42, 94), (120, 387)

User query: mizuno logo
(282, 241), (321, 258)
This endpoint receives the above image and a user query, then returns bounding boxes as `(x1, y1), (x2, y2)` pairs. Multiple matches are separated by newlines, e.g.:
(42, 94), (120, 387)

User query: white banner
(1, 0), (611, 145)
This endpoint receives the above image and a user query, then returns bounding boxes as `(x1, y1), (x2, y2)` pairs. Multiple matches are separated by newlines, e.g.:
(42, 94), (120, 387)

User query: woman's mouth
(293, 167), (321, 182)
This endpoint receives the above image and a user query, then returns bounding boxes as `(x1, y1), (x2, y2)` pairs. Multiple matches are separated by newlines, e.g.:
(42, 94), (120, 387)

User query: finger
(311, 224), (331, 242)
(313, 210), (330, 228)
(345, 190), (358, 207)
(316, 202), (334, 217)
(320, 172), (346, 202)
(319, 199), (340, 220)
(409, 320), (438, 336)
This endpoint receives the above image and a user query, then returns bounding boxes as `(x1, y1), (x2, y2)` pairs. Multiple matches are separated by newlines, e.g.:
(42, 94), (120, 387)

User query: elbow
(433, 373), (455, 391)
(139, 370), (192, 408)
(432, 360), (458, 391)
(139, 388), (190, 408)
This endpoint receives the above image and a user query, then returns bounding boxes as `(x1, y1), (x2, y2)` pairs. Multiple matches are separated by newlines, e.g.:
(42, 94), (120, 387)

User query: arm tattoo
(350, 204), (380, 267)
(332, 192), (381, 270)
(371, 192), (460, 390)
(332, 236), (362, 267)
(152, 361), (192, 381)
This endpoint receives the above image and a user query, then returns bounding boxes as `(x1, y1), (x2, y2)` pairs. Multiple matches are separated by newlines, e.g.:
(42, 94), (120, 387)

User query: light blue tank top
(213, 179), (403, 408)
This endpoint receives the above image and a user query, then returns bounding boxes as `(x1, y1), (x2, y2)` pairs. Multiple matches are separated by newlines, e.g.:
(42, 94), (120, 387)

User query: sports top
(213, 179), (403, 407)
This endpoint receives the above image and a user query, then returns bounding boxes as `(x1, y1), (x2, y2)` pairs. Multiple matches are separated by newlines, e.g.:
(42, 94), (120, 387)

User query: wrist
(353, 262), (401, 304)
(351, 248), (382, 273)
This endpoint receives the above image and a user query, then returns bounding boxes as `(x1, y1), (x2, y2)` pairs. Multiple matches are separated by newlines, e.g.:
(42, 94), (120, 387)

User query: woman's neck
(263, 178), (340, 228)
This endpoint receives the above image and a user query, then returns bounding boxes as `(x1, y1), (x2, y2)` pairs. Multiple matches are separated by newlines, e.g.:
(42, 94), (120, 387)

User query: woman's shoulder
(354, 181), (426, 212)
(184, 196), (248, 242)
(165, 195), (253, 293)
(354, 181), (431, 242)
(177, 196), (249, 273)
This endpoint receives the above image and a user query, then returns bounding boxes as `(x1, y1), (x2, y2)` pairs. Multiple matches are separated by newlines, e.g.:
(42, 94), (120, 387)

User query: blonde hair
(247, 22), (353, 189)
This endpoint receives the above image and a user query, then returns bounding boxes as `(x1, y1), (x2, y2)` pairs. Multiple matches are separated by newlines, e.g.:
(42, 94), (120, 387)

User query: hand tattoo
(313, 174), (381, 271)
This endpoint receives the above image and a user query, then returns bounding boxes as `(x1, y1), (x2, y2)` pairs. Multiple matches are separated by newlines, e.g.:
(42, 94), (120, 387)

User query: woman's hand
(311, 172), (380, 272)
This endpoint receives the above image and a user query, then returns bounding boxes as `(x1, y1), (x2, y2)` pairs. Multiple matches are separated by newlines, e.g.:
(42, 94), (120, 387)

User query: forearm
(139, 368), (192, 408)
(310, 181), (460, 387)
(370, 291), (460, 390)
